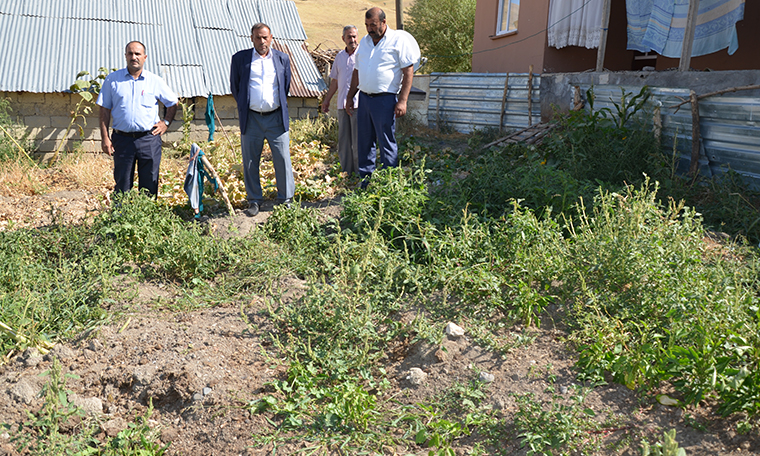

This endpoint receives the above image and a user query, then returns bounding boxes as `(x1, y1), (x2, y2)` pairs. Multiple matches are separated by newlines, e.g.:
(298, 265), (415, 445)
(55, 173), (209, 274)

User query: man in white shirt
(346, 7), (420, 187)
(230, 23), (295, 216)
(321, 25), (360, 176)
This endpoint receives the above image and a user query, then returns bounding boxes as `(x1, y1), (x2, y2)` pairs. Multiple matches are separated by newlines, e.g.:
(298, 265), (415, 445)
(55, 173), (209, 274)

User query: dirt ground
(0, 190), (758, 455)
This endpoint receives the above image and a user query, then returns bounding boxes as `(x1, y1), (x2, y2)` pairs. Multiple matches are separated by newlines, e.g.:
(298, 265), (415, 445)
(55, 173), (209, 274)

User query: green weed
(513, 386), (618, 456)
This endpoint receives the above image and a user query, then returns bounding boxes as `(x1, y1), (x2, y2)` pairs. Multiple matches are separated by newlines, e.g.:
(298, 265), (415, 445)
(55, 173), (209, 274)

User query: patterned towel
(627, 0), (745, 58)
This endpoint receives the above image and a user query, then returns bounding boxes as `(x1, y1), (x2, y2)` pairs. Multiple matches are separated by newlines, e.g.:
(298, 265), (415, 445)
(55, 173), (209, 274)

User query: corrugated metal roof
(273, 40), (325, 98)
(0, 0), (326, 97)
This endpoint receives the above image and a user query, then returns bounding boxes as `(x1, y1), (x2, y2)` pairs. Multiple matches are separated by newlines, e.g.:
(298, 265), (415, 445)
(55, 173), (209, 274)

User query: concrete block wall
(1, 92), (321, 156)
(318, 74), (430, 125)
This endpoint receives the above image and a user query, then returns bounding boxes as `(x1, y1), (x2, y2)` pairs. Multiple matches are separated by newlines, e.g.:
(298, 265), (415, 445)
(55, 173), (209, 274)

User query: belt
(114, 129), (152, 138)
(251, 107), (281, 116)
(361, 91), (395, 98)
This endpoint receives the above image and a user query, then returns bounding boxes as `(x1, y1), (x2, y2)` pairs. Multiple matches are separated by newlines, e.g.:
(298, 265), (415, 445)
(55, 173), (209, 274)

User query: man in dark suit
(230, 22), (295, 216)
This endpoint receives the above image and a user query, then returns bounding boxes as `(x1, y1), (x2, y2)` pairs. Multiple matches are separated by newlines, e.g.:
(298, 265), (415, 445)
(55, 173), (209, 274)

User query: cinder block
(50, 116), (75, 129)
(43, 93), (74, 114)
(298, 107), (319, 119)
(163, 131), (183, 144)
(212, 95), (237, 111)
(23, 116), (50, 129)
(77, 140), (101, 153)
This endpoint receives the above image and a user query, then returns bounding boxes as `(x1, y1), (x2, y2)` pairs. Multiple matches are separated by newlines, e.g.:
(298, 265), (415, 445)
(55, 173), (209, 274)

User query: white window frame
(496, 0), (519, 36)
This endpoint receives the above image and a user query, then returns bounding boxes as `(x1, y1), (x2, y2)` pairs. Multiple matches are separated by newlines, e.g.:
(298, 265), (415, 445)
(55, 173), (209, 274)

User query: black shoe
(243, 202), (259, 217)
(277, 199), (293, 209)
(360, 177), (370, 189)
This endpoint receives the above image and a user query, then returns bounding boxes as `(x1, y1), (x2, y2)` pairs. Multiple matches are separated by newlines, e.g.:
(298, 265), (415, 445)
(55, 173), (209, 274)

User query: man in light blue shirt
(98, 41), (178, 197)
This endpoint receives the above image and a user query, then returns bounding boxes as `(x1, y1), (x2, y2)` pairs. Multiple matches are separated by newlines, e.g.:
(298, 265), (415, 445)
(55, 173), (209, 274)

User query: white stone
(407, 368), (428, 385)
(478, 372), (495, 383)
(69, 394), (103, 414)
(444, 322), (465, 338)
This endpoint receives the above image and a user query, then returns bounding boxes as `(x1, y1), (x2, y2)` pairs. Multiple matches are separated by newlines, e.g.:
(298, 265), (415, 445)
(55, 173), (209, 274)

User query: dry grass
(294, 0), (409, 51)
(0, 154), (113, 197)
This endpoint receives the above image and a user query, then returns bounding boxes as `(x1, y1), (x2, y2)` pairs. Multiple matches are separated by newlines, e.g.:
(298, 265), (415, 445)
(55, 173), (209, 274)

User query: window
(497, 0), (519, 35)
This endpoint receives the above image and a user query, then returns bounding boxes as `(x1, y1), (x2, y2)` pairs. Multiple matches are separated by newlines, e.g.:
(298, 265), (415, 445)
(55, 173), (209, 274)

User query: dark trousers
(357, 91), (398, 178)
(112, 132), (162, 196)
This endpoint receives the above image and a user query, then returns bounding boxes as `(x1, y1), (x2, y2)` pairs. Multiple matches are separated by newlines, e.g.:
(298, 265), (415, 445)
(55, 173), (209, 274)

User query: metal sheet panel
(195, 27), (242, 96)
(226, 0), (261, 37)
(273, 39), (327, 98)
(428, 73), (541, 133)
(160, 64), (207, 98)
(258, 0), (306, 40)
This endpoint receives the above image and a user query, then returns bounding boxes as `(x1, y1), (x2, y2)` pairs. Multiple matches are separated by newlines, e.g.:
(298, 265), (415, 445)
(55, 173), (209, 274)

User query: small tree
(405, 0), (476, 73)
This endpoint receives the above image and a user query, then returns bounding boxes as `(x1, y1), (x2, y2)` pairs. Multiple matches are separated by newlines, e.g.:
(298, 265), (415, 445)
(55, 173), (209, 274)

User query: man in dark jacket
(230, 23), (295, 216)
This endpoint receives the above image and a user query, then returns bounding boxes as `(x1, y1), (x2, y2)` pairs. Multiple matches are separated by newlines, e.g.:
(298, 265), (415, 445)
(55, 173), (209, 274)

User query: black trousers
(112, 132), (162, 196)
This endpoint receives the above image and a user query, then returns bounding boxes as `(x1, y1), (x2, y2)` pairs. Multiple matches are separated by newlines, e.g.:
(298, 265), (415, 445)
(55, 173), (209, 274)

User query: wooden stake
(653, 103), (662, 147)
(573, 85), (582, 110)
(436, 88), (441, 131)
(200, 155), (235, 216)
(679, 0), (699, 71)
(689, 90), (701, 177)
(499, 74), (509, 134)
(527, 65), (534, 126)
(595, 0), (611, 71)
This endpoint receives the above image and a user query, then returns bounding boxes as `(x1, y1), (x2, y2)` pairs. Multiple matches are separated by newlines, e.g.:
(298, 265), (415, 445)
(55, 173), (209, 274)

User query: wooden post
(595, 0), (611, 72)
(573, 85), (582, 110)
(435, 88), (441, 131)
(653, 103), (662, 147)
(679, 0), (699, 71)
(527, 65), (534, 127)
(499, 74), (509, 134)
(199, 155), (235, 216)
(688, 90), (701, 177)
(396, 0), (404, 30)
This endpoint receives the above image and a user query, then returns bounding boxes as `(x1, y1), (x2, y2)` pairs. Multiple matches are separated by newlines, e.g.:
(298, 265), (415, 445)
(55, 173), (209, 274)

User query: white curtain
(547, 0), (604, 49)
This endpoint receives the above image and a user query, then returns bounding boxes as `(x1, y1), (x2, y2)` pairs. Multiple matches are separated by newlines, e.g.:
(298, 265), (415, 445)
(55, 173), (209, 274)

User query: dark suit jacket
(230, 48), (291, 134)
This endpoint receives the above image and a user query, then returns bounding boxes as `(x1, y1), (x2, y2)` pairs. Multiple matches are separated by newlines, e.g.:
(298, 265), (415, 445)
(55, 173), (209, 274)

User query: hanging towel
(205, 93), (216, 142)
(547, 0), (604, 49)
(184, 144), (218, 218)
(627, 0), (745, 58)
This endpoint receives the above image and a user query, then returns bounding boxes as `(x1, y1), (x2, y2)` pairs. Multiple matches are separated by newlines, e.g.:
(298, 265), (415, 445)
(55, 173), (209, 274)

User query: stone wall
(1, 92), (320, 157)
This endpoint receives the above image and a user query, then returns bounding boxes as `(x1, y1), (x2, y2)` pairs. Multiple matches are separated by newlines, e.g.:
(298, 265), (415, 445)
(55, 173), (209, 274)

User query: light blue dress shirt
(97, 68), (178, 133)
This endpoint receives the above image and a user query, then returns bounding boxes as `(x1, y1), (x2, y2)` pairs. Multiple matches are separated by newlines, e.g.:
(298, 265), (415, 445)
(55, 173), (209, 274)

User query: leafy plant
(56, 68), (113, 162)
(641, 429), (687, 456)
(513, 386), (615, 456)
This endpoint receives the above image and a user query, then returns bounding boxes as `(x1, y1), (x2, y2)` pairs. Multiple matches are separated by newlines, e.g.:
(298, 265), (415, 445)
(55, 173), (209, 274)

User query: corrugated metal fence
(428, 73), (540, 133)
(426, 72), (760, 187)
(579, 84), (760, 185)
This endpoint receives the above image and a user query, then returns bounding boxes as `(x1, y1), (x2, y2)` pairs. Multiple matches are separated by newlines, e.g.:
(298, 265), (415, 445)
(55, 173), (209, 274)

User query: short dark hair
(125, 41), (146, 53)
(251, 23), (271, 35)
(365, 8), (385, 22)
(343, 25), (357, 35)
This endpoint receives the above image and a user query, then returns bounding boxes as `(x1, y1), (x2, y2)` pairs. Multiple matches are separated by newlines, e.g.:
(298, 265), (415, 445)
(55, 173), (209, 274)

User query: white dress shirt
(248, 50), (280, 113)
(355, 27), (420, 95)
(329, 49), (358, 110)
